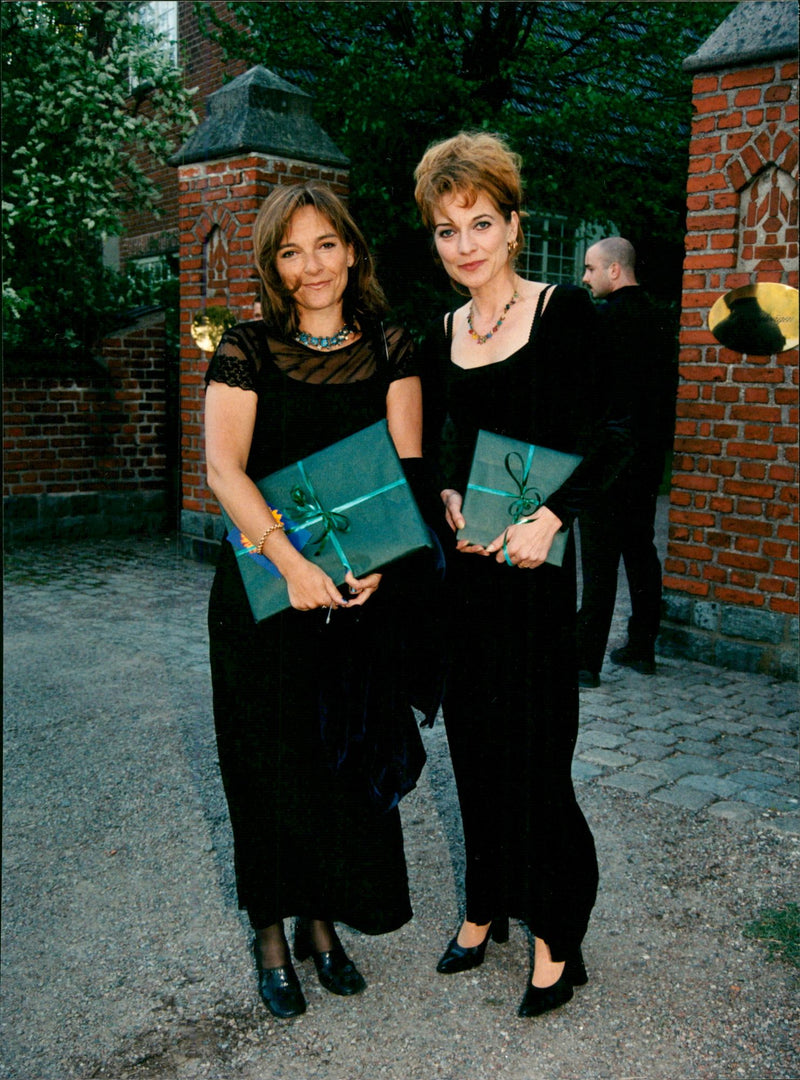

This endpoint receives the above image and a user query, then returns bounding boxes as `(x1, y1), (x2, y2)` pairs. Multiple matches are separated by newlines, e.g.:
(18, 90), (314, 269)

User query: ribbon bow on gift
(235, 458), (410, 580)
(290, 482), (351, 555)
(288, 461), (353, 568)
(504, 450), (544, 523)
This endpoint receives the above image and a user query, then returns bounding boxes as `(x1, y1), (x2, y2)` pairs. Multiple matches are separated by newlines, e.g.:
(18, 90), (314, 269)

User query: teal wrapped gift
(222, 420), (432, 622)
(458, 430), (582, 567)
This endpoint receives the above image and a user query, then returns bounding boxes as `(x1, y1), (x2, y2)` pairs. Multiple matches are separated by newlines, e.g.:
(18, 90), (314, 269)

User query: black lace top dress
(421, 285), (630, 961)
(206, 320), (423, 934)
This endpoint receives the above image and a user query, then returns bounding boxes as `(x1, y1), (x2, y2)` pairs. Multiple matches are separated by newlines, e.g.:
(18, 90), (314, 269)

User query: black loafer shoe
(309, 944), (366, 996)
(294, 921), (366, 996)
(253, 941), (306, 1018)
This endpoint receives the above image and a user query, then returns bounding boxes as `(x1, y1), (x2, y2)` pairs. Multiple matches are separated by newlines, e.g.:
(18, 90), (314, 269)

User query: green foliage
(744, 903), (800, 968)
(2, 1), (196, 361)
(112, 258), (181, 354)
(199, 0), (734, 330)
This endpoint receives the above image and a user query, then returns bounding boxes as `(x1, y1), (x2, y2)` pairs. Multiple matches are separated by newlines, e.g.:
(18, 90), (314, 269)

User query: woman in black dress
(204, 182), (426, 1019)
(414, 132), (629, 1018)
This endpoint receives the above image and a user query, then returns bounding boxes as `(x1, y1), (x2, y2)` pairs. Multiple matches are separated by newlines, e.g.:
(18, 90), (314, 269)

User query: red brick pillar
(170, 67), (349, 558)
(660, 3), (798, 679)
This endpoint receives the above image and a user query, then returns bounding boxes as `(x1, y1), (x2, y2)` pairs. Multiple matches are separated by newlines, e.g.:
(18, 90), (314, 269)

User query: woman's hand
(442, 489), (493, 556)
(283, 556), (350, 612)
(485, 506), (563, 569)
(442, 489), (467, 533)
(344, 569), (382, 607)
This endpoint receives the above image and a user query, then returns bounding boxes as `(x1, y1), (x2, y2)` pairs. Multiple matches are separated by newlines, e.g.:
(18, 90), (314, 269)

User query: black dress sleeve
(205, 326), (259, 391)
(534, 287), (633, 528)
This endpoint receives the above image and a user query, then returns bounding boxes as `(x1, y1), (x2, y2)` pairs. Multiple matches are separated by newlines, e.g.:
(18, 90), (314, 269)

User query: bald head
(582, 237), (638, 298)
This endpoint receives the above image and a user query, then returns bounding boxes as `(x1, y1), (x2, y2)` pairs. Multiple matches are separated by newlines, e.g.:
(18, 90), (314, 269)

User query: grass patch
(743, 902), (800, 967)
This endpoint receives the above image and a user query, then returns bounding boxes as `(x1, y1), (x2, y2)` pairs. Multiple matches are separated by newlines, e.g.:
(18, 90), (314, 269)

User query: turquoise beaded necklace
(294, 324), (354, 350)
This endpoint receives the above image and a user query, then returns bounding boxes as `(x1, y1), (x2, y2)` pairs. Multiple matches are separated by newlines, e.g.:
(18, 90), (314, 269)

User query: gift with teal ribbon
(458, 429), (582, 567)
(222, 420), (432, 622)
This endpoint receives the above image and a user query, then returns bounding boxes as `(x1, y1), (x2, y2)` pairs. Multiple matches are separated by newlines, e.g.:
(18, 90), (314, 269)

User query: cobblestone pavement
(575, 661), (798, 829)
(573, 498), (798, 833)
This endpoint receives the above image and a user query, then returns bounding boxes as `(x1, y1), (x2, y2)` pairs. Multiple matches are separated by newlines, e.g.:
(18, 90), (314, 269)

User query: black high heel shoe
(252, 940), (306, 1019)
(517, 949), (588, 1018)
(436, 916), (510, 975)
(294, 919), (366, 996)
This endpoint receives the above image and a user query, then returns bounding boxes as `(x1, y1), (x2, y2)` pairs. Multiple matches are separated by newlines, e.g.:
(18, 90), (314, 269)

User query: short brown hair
(253, 182), (387, 337)
(413, 131), (526, 256)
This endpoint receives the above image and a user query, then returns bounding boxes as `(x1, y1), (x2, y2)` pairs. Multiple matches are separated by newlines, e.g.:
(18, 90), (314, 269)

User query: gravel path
(2, 532), (798, 1080)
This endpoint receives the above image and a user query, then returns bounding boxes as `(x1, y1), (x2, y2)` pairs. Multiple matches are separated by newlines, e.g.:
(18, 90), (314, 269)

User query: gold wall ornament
(190, 306), (237, 353)
(709, 283), (798, 355)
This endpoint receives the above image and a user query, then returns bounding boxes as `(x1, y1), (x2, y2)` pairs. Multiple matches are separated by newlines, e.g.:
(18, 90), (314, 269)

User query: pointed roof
(684, 0), (799, 72)
(170, 65), (348, 167)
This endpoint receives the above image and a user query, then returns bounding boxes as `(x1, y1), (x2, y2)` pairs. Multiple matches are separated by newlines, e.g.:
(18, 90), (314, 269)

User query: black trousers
(441, 541), (598, 962)
(576, 460), (664, 674)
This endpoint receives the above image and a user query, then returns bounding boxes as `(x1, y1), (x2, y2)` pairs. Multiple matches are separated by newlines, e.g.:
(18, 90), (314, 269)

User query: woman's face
(432, 191), (519, 292)
(275, 204), (355, 317)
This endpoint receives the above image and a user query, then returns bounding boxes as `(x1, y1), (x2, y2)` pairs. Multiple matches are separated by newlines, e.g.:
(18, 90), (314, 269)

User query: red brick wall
(3, 312), (174, 542)
(177, 155), (350, 554)
(661, 56), (799, 676)
(119, 1), (246, 267)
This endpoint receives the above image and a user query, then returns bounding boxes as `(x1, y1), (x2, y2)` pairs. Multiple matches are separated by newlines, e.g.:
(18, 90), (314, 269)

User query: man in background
(577, 237), (677, 687)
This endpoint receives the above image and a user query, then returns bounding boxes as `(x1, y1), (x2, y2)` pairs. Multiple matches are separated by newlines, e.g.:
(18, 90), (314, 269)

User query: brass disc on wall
(709, 283), (799, 355)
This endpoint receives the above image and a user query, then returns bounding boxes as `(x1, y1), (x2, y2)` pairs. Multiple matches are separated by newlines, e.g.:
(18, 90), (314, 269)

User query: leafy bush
(1, 1), (195, 362)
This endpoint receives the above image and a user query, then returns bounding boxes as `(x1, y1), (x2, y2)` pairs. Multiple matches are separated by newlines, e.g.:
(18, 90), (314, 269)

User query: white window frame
(519, 214), (603, 285)
(137, 0), (178, 64)
(130, 0), (178, 90)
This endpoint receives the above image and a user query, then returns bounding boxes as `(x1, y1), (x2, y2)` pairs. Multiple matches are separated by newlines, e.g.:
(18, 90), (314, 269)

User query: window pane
(519, 213), (591, 285)
(138, 1), (178, 63)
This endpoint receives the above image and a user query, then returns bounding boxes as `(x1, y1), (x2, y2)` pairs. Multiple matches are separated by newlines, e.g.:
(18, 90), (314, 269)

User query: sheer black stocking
(255, 919), (339, 968)
(306, 918), (337, 953)
(254, 922), (290, 969)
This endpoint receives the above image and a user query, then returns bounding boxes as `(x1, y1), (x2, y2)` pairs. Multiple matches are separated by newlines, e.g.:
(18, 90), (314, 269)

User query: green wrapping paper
(458, 430), (582, 567)
(222, 420), (432, 622)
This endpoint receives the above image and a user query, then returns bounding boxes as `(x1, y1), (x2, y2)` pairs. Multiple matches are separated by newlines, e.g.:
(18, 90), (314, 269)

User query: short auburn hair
(253, 182), (387, 338)
(413, 131), (526, 255)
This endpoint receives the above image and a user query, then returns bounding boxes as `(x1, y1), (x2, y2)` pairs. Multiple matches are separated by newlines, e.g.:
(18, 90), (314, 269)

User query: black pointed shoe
(252, 941), (306, 1019)
(436, 916), (510, 975)
(518, 950), (588, 1018)
(294, 921), (366, 996)
(518, 968), (574, 1017)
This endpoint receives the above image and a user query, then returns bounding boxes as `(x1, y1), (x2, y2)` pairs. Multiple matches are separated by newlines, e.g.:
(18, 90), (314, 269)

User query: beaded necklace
(467, 290), (520, 345)
(294, 324), (354, 350)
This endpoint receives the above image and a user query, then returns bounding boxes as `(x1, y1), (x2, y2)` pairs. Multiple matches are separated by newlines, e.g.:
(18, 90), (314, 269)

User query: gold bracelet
(255, 520), (285, 554)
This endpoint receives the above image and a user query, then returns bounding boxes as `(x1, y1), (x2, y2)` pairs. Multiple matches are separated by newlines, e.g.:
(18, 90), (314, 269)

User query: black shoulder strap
(533, 283), (555, 324)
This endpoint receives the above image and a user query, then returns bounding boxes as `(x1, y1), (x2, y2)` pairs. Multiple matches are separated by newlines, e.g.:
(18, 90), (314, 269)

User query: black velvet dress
(206, 320), (424, 934)
(422, 285), (629, 961)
